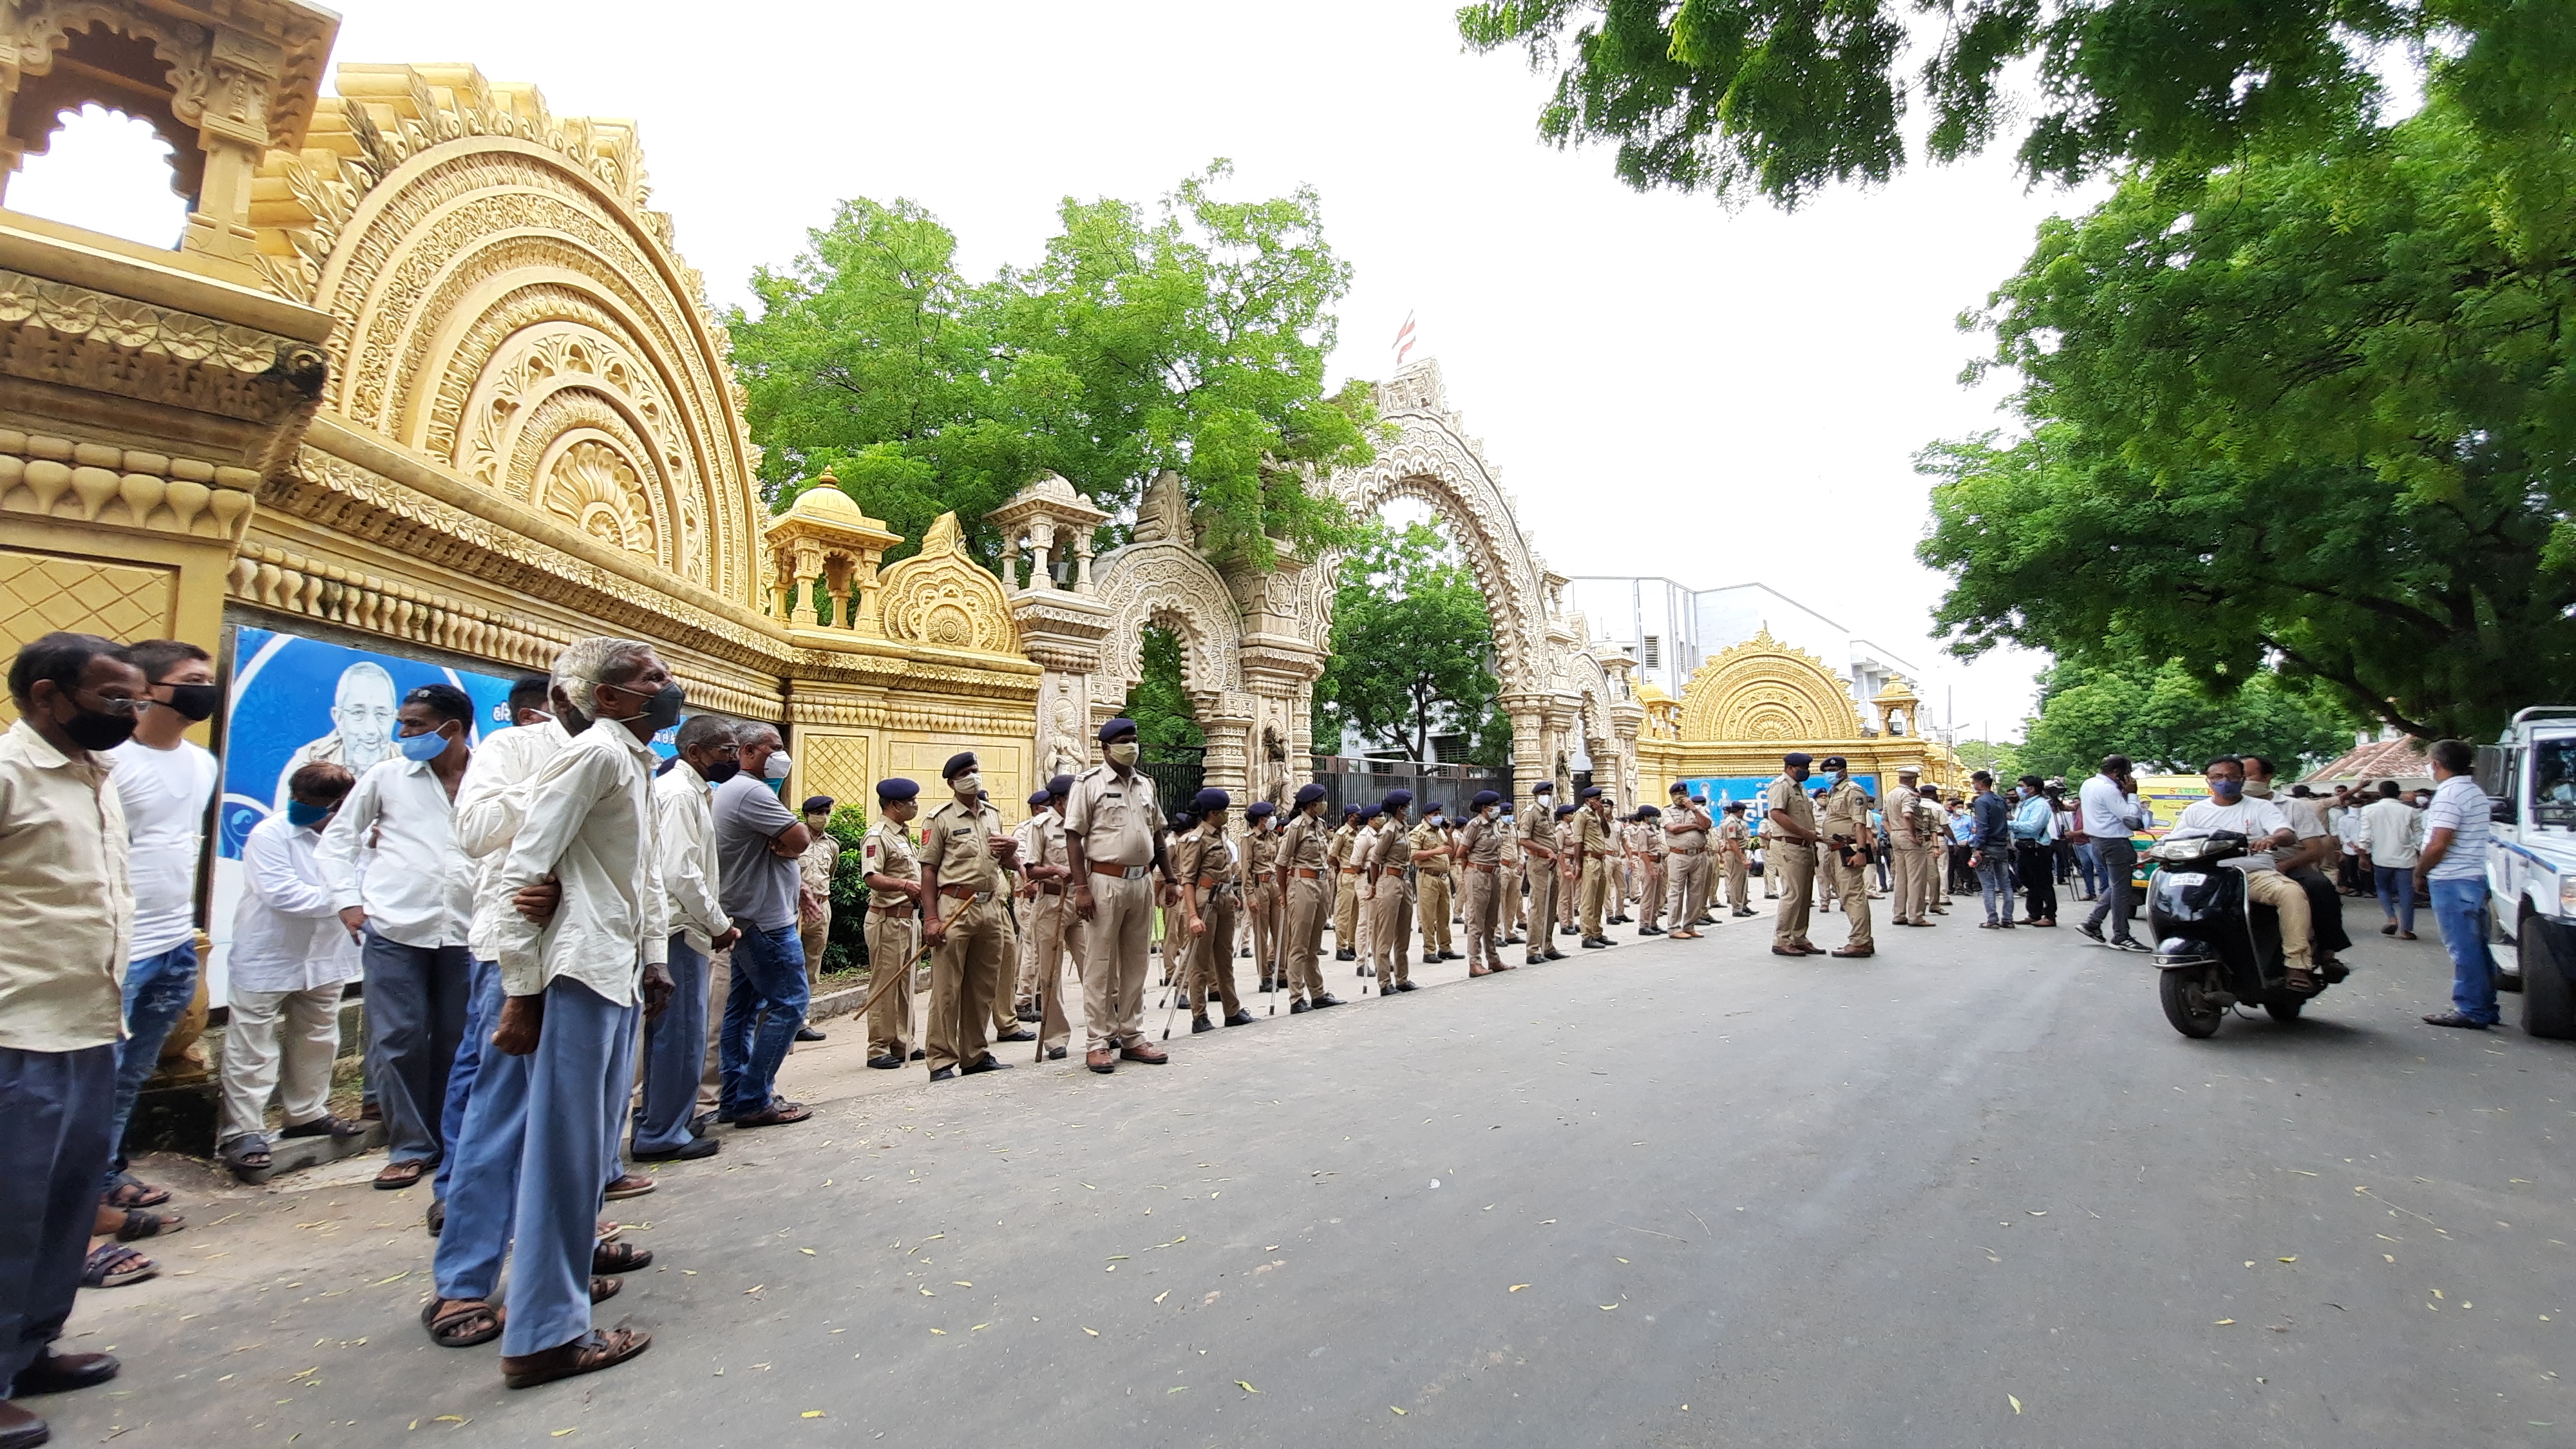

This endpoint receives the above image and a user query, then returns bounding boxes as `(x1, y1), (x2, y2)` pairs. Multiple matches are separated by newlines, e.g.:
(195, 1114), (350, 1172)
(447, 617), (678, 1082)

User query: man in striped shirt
(2415, 739), (2498, 1029)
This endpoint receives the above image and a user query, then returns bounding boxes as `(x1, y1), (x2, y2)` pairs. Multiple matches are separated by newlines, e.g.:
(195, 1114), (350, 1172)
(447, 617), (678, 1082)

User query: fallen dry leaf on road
(2213, 1319), (2235, 1326)
(802, 1411), (825, 1418)
(2009, 1395), (2023, 1414)
(928, 1329), (947, 1336)
(1392, 1406), (1408, 1415)
(1238, 1381), (1260, 1393)
(1509, 1284), (1531, 1292)
(1083, 1327), (1099, 1336)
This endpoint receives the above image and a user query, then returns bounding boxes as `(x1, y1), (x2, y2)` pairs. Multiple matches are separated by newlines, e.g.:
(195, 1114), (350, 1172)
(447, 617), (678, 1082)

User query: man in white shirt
(0, 633), (146, 1441)
(218, 762), (364, 1180)
(2360, 779), (2423, 937)
(2074, 754), (2154, 951)
(634, 715), (739, 1162)
(2163, 755), (2318, 989)
(432, 675), (565, 1220)
(101, 639), (222, 1209)
(2415, 739), (2497, 1029)
(2275, 782), (2353, 966)
(317, 683), (476, 1191)
(425, 638), (672, 1390)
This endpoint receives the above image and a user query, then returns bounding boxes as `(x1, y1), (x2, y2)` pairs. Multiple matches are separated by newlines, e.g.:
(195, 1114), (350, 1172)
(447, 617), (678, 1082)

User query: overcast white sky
(17, 0), (2107, 740)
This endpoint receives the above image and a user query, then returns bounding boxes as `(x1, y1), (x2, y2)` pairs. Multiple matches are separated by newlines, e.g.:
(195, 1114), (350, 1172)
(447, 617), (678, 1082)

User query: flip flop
(81, 1244), (155, 1289)
(101, 1179), (169, 1209)
(374, 1160), (429, 1191)
(113, 1208), (183, 1241)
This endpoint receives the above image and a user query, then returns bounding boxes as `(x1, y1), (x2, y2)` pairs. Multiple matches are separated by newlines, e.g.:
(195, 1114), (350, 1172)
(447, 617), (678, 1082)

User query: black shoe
(1543, 949), (1567, 961)
(426, 1198), (446, 1236)
(688, 1112), (717, 1137)
(866, 1054), (904, 1070)
(1502, 934), (1523, 945)
(996, 1028), (1036, 1043)
(1312, 994), (1345, 1008)
(632, 1135), (720, 1163)
(12, 1349), (118, 1396)
(1638, 925), (1665, 936)
(1336, 949), (1356, 961)
(1581, 936), (1609, 949)
(2421, 1010), (2491, 1030)
(1395, 981), (1419, 992)
(795, 1025), (826, 1043)
(2076, 921), (2107, 944)
(1016, 1006), (1041, 1023)
(1258, 977), (1278, 992)
(1694, 915), (1717, 926)
(1525, 956), (1547, 967)
(1046, 1045), (1068, 1059)
(1291, 998), (1311, 1014)
(961, 1055), (1014, 1075)
(1559, 924), (1579, 936)
(1192, 1016), (1216, 1034)
(1357, 965), (1370, 977)
(1240, 947), (1252, 958)
(909, 1048), (926, 1061)
(927, 1066), (958, 1081)
(1224, 1010), (1255, 1026)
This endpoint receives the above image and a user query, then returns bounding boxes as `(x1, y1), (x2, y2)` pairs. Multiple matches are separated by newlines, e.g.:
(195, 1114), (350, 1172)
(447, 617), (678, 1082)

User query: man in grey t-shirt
(710, 725), (813, 1126)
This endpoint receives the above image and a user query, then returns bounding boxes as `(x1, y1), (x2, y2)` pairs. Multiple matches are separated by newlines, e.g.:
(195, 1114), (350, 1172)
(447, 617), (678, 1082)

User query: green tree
(1952, 739), (2021, 780)
(1314, 519), (1507, 762)
(1123, 625), (1207, 764)
(1455, 0), (2565, 207)
(1918, 83), (2576, 742)
(728, 164), (1378, 570)
(2014, 658), (2359, 781)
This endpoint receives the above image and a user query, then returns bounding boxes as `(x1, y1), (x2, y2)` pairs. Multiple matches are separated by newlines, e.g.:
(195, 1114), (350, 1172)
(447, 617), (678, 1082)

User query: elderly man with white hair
(418, 637), (674, 1390)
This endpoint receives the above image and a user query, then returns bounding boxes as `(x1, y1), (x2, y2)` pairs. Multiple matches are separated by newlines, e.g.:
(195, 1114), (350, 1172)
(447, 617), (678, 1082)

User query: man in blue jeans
(1967, 771), (2015, 927)
(2416, 738), (2499, 1028)
(713, 724), (814, 1128)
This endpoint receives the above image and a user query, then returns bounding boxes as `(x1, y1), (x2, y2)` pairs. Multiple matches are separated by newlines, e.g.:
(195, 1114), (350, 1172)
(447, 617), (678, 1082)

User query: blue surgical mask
(397, 724), (451, 762)
(286, 800), (331, 829)
(2210, 777), (2244, 800)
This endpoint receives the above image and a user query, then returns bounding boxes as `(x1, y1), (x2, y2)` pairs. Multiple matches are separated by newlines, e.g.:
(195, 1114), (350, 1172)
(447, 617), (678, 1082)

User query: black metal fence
(1306, 755), (1510, 817)
(1138, 753), (1205, 814)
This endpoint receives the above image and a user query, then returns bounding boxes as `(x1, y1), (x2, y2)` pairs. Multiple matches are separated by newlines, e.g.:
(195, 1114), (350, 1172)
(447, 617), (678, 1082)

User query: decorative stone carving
(1092, 535), (1242, 701)
(542, 438), (655, 558)
(989, 470), (1107, 594)
(879, 512), (1017, 655)
(1678, 628), (1868, 743)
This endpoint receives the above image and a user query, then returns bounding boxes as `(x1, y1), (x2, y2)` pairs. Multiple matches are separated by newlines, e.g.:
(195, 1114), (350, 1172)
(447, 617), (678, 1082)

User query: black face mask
(635, 681), (685, 732)
(61, 702), (137, 752)
(160, 683), (219, 723)
(699, 758), (741, 786)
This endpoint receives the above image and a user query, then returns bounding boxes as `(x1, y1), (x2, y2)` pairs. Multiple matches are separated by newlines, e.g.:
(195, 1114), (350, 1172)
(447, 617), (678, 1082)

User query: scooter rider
(2161, 755), (2317, 992)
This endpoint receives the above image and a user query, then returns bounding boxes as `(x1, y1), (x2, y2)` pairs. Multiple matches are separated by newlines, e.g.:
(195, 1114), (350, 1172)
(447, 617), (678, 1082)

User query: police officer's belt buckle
(1090, 862), (1151, 881)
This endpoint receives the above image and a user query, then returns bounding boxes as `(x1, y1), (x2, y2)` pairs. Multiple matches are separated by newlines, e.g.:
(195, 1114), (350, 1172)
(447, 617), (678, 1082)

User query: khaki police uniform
(1278, 808), (1331, 1001)
(1520, 803), (1560, 963)
(1664, 798), (1713, 929)
(1885, 779), (1925, 925)
(1017, 808), (1083, 1054)
(1576, 803), (1615, 939)
(1716, 815), (1754, 913)
(1820, 776), (1876, 951)
(1065, 763), (1161, 1054)
(1633, 819), (1668, 933)
(920, 794), (1012, 1072)
(1913, 797), (1949, 915)
(1171, 819), (1242, 1022)
(1496, 813), (1524, 937)
(1458, 811), (1504, 971)
(799, 830), (839, 991)
(1765, 775), (1820, 949)
(1411, 819), (1454, 959)
(1329, 822), (1362, 956)
(1244, 821), (1282, 990)
(1367, 815), (1414, 991)
(862, 817), (922, 1061)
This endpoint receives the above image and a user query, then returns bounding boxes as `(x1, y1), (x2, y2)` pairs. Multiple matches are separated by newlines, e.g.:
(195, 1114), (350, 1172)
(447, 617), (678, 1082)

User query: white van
(2472, 707), (2576, 1038)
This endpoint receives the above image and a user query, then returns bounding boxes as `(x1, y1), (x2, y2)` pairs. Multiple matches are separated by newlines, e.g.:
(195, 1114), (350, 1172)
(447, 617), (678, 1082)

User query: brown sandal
(733, 1101), (812, 1128)
(421, 1297), (502, 1348)
(592, 1240), (653, 1273)
(374, 1160), (429, 1190)
(502, 1327), (651, 1389)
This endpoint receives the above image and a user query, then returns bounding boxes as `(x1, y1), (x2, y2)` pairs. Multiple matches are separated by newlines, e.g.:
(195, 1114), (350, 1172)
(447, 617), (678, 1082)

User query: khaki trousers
(1522, 860), (1557, 961)
(1501, 866), (1524, 933)
(1245, 880), (1280, 987)
(1461, 866), (1498, 969)
(1637, 862), (1665, 931)
(1083, 872), (1155, 1052)
(1578, 858), (1609, 938)
(800, 907), (829, 994)
(1815, 845), (1837, 908)
(1021, 893), (1079, 1054)
(217, 983), (343, 1145)
(1333, 871), (1361, 947)
(2242, 868), (2314, 970)
(1666, 850), (1710, 927)
(992, 913), (1023, 1042)
(1920, 845), (1948, 912)
(1368, 875), (1412, 990)
(1185, 889), (1242, 1020)
(1558, 864), (1578, 931)
(926, 896), (1008, 1072)
(1284, 874), (1327, 1000)
(1772, 845), (1817, 947)
(863, 910), (918, 1060)
(1890, 842), (1924, 923)
(697, 945), (732, 1113)
(1723, 852), (1750, 910)
(1831, 855), (1875, 949)
(1417, 873), (1452, 956)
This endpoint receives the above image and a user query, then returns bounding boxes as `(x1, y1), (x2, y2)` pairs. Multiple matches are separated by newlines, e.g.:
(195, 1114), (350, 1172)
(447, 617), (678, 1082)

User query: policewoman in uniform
(1065, 719), (1172, 1073)
(1716, 800), (1756, 916)
(1457, 790), (1508, 974)
(1411, 802), (1455, 962)
(1242, 800), (1282, 991)
(918, 753), (1019, 1078)
(1816, 756), (1876, 958)
(1520, 781), (1562, 965)
(1173, 788), (1251, 1034)
(860, 779), (925, 1069)
(1276, 782), (1343, 1011)
(1765, 753), (1823, 955)
(1016, 777), (1081, 1059)
(1575, 785), (1617, 948)
(1367, 790), (1417, 993)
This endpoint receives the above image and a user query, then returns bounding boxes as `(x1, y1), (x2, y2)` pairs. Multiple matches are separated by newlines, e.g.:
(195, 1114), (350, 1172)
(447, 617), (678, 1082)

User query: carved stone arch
(1092, 538), (1244, 709)
(298, 127), (759, 607)
(1678, 628), (1866, 743)
(878, 512), (1018, 655)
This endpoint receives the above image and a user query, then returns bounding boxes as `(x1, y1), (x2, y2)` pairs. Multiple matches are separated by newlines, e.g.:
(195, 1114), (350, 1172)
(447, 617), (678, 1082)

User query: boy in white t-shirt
(102, 640), (222, 1213)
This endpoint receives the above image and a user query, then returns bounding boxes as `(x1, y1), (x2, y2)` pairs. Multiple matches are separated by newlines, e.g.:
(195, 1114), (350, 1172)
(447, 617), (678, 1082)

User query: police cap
(1246, 800), (1277, 820)
(1784, 752), (1814, 768)
(876, 777), (920, 804)
(1046, 774), (1075, 797)
(1294, 782), (1329, 806)
(1819, 755), (1848, 772)
(802, 796), (835, 815)
(1025, 788), (1053, 807)
(1383, 789), (1414, 810)
(1579, 784), (1604, 800)
(1193, 788), (1230, 813)
(942, 750), (978, 780)
(1470, 789), (1501, 809)
(1099, 716), (1139, 743)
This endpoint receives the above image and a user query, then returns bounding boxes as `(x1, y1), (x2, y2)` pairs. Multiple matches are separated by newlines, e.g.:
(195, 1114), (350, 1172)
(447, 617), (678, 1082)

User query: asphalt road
(33, 902), (2575, 1447)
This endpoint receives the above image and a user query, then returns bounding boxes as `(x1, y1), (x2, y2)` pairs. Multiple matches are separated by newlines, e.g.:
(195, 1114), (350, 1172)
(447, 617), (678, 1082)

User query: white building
(1566, 576), (1942, 735)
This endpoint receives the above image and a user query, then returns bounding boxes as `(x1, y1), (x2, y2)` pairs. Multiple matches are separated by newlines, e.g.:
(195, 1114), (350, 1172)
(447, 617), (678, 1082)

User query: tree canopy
(1124, 625), (1208, 764)
(1314, 518), (1511, 763)
(2013, 658), (2359, 781)
(1918, 80), (2576, 742)
(1455, 0), (2565, 207)
(726, 164), (1378, 569)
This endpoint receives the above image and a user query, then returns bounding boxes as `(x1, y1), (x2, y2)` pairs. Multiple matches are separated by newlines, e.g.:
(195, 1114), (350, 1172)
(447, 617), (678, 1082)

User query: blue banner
(1678, 774), (1879, 827)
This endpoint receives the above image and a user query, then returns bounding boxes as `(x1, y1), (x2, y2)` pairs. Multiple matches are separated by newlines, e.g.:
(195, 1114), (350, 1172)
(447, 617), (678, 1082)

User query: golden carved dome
(789, 477), (868, 524)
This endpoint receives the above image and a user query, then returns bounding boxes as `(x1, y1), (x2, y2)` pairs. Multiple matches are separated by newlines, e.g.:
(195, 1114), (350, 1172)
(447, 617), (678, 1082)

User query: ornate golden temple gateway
(1634, 629), (1962, 810)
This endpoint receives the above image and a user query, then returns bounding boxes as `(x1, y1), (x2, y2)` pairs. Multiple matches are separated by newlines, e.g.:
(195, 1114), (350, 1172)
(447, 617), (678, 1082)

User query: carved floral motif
(878, 512), (1017, 655)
